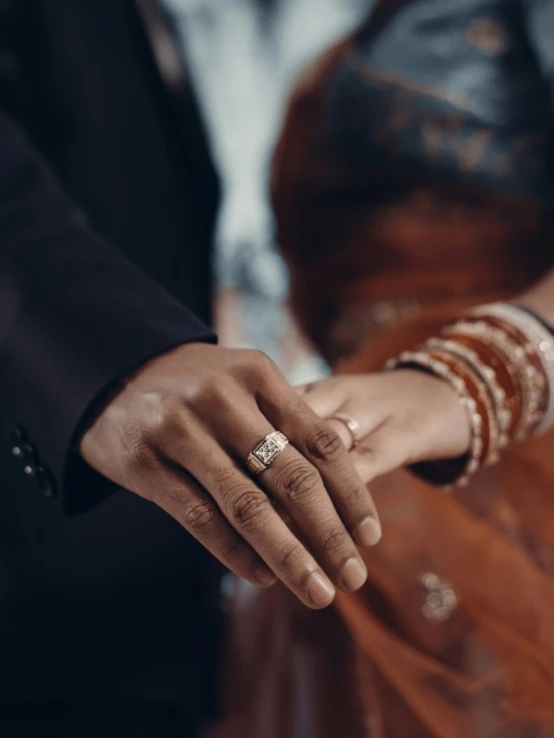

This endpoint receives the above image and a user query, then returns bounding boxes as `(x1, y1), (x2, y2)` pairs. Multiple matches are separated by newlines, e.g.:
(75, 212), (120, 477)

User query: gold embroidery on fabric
(421, 114), (464, 160)
(421, 121), (441, 160)
(458, 129), (494, 173)
(466, 17), (509, 56)
(350, 58), (475, 112)
(361, 102), (547, 182)
(343, 53), (550, 185)
(372, 106), (414, 157)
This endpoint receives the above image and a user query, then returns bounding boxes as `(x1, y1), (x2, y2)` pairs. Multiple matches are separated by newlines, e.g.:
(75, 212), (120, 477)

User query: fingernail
(341, 557), (367, 592)
(356, 516), (382, 547)
(255, 564), (277, 588)
(306, 572), (335, 607)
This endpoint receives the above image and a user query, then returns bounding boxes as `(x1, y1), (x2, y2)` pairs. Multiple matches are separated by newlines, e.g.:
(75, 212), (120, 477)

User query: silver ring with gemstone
(246, 431), (289, 475)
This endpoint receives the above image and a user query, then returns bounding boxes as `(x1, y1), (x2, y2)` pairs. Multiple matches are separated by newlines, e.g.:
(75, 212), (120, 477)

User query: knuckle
(158, 401), (191, 440)
(223, 537), (247, 561)
(343, 482), (364, 505)
(277, 541), (304, 573)
(208, 466), (238, 495)
(156, 395), (181, 424)
(306, 425), (344, 462)
(183, 500), (218, 533)
(207, 376), (235, 404)
(223, 540), (260, 580)
(125, 444), (161, 497)
(319, 525), (349, 554)
(244, 349), (274, 377)
(277, 463), (321, 503)
(229, 488), (272, 527)
(180, 378), (205, 406)
(126, 431), (159, 477)
(182, 374), (234, 409)
(222, 538), (256, 570)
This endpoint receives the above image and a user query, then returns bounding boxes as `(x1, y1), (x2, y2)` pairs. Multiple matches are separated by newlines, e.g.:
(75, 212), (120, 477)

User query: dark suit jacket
(0, 0), (222, 726)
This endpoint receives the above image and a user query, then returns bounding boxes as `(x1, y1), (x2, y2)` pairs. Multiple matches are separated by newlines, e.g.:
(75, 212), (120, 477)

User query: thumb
(351, 423), (413, 484)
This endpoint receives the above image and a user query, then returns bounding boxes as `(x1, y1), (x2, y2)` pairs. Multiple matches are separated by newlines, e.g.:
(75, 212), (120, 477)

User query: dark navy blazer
(0, 0), (221, 726)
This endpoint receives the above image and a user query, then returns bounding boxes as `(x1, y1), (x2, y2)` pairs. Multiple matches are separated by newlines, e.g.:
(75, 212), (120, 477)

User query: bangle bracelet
(472, 303), (554, 435)
(514, 304), (554, 336)
(425, 347), (497, 466)
(444, 318), (542, 439)
(426, 338), (505, 459)
(440, 327), (522, 437)
(385, 301), (554, 486)
(386, 350), (486, 487)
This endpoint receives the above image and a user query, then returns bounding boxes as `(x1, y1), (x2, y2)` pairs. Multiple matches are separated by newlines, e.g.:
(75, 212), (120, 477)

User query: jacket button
(21, 442), (37, 464)
(11, 426), (25, 445)
(36, 466), (56, 499)
(21, 443), (38, 476)
(21, 444), (37, 477)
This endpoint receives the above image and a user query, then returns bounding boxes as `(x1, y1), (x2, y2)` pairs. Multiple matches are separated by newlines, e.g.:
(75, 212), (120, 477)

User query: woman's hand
(299, 369), (472, 484)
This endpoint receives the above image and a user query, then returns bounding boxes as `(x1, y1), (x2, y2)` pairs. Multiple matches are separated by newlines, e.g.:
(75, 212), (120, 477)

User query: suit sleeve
(0, 108), (216, 515)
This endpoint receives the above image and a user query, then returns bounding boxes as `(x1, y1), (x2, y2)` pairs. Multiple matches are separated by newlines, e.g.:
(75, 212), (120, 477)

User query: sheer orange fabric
(210, 22), (554, 738)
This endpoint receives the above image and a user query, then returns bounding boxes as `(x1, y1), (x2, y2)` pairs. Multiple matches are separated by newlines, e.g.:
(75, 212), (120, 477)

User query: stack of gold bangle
(385, 302), (553, 488)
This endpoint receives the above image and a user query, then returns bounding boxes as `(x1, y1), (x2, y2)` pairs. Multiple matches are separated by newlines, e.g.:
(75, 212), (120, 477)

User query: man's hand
(79, 344), (381, 609)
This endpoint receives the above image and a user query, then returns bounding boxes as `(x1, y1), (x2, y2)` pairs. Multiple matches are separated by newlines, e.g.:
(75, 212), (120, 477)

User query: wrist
(385, 301), (553, 488)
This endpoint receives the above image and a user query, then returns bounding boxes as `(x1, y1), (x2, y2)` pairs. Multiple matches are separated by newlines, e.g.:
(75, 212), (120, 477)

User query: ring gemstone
(253, 432), (289, 466)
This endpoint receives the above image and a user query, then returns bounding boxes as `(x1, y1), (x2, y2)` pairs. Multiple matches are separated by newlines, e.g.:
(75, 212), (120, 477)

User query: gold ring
(246, 431), (289, 475)
(329, 413), (361, 449)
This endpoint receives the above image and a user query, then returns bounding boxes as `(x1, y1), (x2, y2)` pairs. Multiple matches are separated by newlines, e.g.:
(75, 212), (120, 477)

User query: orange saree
(211, 4), (554, 736)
